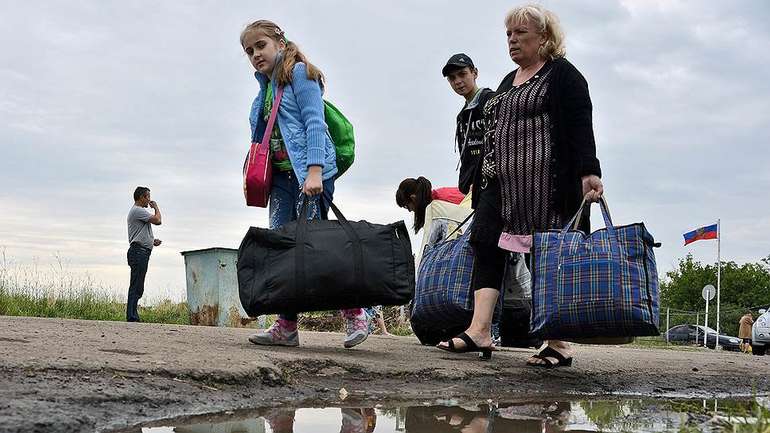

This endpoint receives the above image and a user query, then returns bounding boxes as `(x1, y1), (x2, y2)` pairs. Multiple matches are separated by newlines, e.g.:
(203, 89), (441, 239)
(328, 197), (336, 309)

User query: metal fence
(638, 304), (770, 348)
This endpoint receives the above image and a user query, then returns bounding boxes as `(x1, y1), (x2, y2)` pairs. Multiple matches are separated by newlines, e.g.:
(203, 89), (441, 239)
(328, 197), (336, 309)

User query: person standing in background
(739, 311), (754, 353)
(365, 306), (391, 336)
(126, 186), (162, 323)
(442, 53), (495, 200)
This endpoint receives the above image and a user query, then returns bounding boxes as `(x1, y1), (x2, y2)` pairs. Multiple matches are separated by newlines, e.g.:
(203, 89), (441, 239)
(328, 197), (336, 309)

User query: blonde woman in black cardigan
(437, 4), (604, 368)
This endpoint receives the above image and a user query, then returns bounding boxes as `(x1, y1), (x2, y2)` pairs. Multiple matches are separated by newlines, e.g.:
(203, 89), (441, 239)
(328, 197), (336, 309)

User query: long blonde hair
(240, 20), (324, 87)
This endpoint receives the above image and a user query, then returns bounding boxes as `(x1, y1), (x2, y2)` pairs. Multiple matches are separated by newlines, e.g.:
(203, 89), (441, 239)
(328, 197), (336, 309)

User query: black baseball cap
(442, 53), (475, 77)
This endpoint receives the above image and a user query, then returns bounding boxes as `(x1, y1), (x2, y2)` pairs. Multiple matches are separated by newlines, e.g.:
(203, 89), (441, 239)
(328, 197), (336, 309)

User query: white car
(751, 308), (770, 356)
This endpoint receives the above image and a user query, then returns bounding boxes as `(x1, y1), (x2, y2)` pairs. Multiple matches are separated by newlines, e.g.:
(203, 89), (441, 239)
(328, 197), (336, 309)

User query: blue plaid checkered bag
(412, 228), (475, 332)
(411, 217), (504, 344)
(530, 197), (660, 340)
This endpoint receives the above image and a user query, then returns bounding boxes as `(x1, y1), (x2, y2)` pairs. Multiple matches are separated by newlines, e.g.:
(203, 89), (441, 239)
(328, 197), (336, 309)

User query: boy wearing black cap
(443, 54), (514, 349)
(442, 53), (494, 197)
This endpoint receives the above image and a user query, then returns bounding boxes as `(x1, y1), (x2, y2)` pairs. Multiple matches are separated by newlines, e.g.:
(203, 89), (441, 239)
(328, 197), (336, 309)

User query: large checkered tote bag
(411, 216), (504, 344)
(530, 197), (660, 340)
(411, 228), (476, 336)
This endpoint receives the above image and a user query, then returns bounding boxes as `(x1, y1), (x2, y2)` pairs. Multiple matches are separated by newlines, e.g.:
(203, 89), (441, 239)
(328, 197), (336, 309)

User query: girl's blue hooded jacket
(249, 54), (338, 185)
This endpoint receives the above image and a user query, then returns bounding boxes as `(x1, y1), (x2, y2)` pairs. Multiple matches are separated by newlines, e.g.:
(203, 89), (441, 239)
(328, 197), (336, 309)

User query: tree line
(660, 254), (770, 336)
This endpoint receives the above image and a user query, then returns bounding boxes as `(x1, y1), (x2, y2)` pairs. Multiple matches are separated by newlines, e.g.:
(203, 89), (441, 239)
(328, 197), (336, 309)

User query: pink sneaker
(343, 311), (370, 348)
(249, 319), (299, 347)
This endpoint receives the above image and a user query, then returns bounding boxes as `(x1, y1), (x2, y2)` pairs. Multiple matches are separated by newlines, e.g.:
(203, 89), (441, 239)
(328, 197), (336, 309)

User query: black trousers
(470, 244), (506, 291)
(127, 244), (151, 322)
(470, 177), (509, 292)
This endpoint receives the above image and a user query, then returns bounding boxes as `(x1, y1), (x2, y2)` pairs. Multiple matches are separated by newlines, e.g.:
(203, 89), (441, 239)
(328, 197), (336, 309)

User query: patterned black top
(481, 62), (562, 235)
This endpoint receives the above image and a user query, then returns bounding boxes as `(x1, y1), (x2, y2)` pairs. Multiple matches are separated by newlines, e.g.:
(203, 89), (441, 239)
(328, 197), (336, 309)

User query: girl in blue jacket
(241, 20), (369, 348)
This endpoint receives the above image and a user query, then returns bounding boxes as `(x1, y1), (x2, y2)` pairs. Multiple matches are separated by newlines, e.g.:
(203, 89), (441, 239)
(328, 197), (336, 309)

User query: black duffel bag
(237, 198), (415, 317)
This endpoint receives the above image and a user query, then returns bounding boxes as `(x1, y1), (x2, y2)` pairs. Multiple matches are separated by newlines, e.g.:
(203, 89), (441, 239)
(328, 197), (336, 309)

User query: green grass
(0, 249), (189, 324)
(0, 253), (744, 344)
(0, 290), (189, 324)
(0, 285), (190, 324)
(0, 250), (414, 330)
(629, 337), (706, 351)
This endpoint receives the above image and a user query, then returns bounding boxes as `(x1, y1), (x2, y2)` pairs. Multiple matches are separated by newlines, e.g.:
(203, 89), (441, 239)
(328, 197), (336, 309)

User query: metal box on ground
(181, 247), (249, 327)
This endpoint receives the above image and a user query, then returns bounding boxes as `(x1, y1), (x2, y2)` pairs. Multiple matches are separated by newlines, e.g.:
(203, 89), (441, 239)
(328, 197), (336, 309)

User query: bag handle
(557, 195), (622, 264)
(441, 210), (475, 242)
(570, 195), (613, 231)
(294, 195), (364, 304)
(252, 85), (284, 145)
(566, 195), (614, 232)
(297, 193), (356, 233)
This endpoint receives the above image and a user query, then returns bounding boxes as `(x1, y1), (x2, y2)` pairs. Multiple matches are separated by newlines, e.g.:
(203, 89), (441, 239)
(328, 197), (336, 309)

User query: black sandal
(527, 346), (573, 369)
(437, 332), (493, 360)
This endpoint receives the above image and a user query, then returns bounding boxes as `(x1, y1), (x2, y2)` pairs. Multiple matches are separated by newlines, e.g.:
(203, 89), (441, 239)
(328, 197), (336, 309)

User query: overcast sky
(1, 1), (768, 303)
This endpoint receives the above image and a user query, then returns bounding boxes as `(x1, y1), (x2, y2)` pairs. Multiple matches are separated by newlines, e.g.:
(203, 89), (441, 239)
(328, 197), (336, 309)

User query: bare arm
(148, 201), (162, 225)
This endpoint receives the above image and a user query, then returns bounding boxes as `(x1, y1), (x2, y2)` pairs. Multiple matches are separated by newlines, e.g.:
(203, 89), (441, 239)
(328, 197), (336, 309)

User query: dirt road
(1, 316), (768, 433)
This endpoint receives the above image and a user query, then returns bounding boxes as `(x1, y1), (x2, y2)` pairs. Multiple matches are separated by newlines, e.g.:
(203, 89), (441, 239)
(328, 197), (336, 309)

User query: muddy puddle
(118, 397), (770, 433)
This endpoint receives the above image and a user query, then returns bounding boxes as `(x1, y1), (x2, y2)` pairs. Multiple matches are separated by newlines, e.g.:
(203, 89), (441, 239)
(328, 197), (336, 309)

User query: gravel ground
(1, 316), (767, 433)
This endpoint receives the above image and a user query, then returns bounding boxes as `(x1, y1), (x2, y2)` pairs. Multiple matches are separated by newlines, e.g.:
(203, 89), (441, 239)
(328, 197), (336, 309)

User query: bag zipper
(642, 239), (656, 327)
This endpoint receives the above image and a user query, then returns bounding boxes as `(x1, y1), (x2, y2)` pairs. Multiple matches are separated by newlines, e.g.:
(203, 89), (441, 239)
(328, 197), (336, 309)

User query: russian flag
(683, 224), (718, 246)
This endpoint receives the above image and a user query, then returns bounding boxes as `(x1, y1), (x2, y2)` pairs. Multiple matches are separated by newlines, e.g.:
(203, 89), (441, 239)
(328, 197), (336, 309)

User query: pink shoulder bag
(244, 86), (284, 207)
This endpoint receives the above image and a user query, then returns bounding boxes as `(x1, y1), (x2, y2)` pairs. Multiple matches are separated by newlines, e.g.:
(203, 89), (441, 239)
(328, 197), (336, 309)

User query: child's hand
(302, 166), (323, 196)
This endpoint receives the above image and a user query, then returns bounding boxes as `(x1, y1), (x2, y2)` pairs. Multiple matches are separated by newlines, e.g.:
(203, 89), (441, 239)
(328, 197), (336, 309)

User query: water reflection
(176, 418), (263, 433)
(138, 398), (769, 433)
(407, 402), (569, 433)
(264, 408), (378, 433)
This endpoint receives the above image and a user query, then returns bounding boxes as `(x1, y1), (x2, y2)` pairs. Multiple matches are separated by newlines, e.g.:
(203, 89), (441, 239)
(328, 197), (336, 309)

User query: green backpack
(324, 100), (355, 178)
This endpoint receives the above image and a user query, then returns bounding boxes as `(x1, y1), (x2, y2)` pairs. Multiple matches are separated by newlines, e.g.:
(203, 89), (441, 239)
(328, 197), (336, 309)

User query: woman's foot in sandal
(527, 341), (573, 368)
(437, 331), (494, 360)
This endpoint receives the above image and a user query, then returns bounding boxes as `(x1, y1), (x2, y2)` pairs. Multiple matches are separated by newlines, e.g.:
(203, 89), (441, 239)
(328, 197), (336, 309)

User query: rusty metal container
(180, 247), (249, 327)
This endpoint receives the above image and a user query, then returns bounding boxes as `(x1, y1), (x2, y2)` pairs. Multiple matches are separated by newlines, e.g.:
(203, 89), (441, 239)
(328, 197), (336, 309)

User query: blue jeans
(127, 244), (151, 322)
(269, 170), (335, 230)
(270, 169), (335, 322)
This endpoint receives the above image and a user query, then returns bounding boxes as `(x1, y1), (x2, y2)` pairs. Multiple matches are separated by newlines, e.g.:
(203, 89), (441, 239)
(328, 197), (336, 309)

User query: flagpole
(714, 218), (722, 350)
